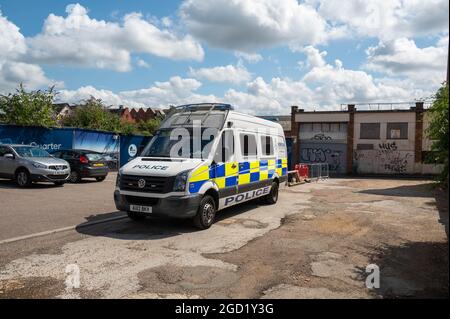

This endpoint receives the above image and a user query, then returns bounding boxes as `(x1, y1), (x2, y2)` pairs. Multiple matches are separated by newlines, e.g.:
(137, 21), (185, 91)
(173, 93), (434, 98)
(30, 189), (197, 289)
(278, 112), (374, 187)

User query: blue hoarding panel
(119, 135), (151, 167)
(0, 125), (73, 151)
(73, 129), (119, 154)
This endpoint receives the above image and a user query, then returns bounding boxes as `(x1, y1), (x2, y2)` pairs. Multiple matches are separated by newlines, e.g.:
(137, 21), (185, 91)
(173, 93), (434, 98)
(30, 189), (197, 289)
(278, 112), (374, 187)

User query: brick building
(289, 102), (440, 175)
(111, 106), (168, 123)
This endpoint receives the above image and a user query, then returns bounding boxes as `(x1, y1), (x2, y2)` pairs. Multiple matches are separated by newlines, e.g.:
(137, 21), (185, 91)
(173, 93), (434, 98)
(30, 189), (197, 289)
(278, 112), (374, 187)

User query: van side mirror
(4, 153), (15, 159)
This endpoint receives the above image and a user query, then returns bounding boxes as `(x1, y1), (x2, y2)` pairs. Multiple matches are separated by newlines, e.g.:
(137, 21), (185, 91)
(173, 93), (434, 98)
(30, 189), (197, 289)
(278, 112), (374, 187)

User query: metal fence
(302, 163), (330, 180)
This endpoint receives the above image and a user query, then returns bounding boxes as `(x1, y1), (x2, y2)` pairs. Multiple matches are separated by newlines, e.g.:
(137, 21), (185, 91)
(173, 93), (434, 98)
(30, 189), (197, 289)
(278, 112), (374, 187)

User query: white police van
(114, 103), (288, 229)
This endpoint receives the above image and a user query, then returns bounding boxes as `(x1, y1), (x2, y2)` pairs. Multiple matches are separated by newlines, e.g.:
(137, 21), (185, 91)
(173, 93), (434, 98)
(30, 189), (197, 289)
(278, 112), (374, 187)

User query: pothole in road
(0, 277), (64, 299)
(217, 218), (268, 229)
(137, 265), (240, 298)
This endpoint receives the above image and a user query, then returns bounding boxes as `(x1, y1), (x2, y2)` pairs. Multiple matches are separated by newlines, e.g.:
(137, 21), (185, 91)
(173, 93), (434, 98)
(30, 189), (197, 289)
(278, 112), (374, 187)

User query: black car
(52, 149), (109, 183)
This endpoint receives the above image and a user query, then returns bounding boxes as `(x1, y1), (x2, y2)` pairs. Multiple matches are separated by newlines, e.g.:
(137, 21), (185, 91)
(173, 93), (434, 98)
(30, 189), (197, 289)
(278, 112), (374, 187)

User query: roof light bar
(176, 103), (234, 111)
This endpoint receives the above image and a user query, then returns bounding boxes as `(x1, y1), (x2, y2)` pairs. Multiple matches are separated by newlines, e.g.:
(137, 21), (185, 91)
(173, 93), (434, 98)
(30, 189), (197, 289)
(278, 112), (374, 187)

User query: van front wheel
(193, 195), (216, 230)
(264, 182), (279, 204)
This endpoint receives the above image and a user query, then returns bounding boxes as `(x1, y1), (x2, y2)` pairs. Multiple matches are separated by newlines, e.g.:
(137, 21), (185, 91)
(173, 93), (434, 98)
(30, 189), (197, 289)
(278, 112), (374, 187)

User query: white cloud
(302, 54), (418, 104)
(0, 11), (57, 92)
(57, 86), (131, 107)
(137, 59), (150, 68)
(234, 52), (263, 63)
(56, 48), (435, 116)
(365, 37), (447, 86)
(188, 64), (252, 84)
(0, 11), (27, 60)
(26, 3), (204, 72)
(315, 0), (449, 40)
(180, 0), (337, 52)
(57, 76), (218, 108)
(300, 46), (327, 68)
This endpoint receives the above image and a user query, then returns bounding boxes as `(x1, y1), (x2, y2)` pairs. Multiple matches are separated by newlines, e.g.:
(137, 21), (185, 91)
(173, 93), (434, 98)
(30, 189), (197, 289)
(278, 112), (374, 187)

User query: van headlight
(173, 170), (190, 192)
(32, 162), (47, 169)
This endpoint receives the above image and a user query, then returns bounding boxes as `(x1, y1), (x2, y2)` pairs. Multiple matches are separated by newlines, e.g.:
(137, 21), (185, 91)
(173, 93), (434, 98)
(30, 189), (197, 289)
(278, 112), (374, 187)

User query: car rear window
(85, 153), (103, 161)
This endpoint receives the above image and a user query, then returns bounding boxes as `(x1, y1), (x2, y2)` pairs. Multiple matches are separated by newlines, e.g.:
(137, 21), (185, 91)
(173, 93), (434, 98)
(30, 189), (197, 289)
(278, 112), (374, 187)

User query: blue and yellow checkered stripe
(188, 158), (287, 193)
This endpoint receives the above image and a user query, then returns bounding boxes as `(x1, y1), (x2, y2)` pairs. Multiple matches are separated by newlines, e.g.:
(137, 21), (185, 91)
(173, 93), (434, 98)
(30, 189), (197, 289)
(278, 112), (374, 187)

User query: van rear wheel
(193, 195), (216, 230)
(264, 182), (279, 204)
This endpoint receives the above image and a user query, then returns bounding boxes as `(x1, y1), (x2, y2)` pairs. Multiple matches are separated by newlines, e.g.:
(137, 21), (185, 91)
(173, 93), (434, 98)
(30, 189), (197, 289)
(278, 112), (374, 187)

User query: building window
(356, 144), (374, 150)
(360, 123), (380, 139)
(387, 122), (408, 139)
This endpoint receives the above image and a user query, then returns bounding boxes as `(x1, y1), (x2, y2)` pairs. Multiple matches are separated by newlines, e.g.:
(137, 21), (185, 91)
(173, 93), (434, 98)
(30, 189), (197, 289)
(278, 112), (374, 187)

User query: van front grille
(125, 196), (159, 206)
(120, 174), (174, 193)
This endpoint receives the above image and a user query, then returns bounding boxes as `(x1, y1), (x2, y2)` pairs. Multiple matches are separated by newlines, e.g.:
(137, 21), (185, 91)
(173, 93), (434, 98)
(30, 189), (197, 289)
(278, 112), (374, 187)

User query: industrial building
(289, 102), (440, 175)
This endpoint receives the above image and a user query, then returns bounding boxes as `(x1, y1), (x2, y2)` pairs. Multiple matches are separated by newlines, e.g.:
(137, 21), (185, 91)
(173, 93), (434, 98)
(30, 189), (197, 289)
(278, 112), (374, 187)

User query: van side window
(260, 135), (274, 156)
(214, 130), (234, 163)
(239, 133), (257, 157)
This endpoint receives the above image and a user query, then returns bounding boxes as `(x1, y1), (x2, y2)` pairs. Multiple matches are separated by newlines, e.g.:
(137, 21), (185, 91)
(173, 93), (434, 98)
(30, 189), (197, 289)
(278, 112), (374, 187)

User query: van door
(236, 131), (266, 195)
(212, 129), (238, 199)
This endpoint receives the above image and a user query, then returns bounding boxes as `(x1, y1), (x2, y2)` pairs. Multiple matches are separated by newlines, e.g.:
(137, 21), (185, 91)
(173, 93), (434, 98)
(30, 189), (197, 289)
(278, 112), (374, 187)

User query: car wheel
(264, 182), (279, 205)
(95, 176), (106, 182)
(127, 211), (146, 221)
(15, 169), (31, 187)
(69, 171), (81, 183)
(193, 195), (216, 230)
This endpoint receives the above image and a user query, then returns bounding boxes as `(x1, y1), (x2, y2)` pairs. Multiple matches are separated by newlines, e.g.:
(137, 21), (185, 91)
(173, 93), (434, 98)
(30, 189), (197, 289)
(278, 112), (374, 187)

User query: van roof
(227, 110), (284, 135)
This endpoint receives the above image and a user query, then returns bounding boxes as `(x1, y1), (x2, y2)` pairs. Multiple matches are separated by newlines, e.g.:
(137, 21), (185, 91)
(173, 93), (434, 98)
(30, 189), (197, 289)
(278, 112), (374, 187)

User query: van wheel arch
(204, 188), (219, 210)
(273, 177), (280, 186)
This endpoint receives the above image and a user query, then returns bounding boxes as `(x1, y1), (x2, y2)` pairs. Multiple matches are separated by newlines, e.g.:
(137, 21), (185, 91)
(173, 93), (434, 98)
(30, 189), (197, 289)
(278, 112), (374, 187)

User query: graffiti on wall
(311, 133), (332, 141)
(378, 142), (397, 153)
(300, 147), (342, 171)
(354, 142), (413, 174)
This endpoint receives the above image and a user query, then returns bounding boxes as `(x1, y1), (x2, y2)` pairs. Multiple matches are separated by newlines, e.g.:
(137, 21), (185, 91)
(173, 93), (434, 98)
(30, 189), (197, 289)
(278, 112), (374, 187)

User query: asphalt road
(0, 172), (121, 241)
(0, 176), (448, 298)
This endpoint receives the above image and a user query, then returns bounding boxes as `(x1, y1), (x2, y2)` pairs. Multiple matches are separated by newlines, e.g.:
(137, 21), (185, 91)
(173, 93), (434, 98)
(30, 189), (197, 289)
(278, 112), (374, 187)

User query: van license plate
(130, 205), (152, 214)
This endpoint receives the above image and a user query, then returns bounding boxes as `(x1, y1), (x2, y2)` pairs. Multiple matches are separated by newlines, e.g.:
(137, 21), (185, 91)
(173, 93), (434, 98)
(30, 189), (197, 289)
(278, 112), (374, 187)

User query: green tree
(0, 84), (56, 127)
(426, 82), (449, 186)
(135, 118), (161, 136)
(63, 97), (121, 132)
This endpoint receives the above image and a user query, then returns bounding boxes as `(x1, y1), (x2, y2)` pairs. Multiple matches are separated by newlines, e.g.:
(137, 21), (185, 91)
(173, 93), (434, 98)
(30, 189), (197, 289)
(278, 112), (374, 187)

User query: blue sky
(0, 0), (448, 114)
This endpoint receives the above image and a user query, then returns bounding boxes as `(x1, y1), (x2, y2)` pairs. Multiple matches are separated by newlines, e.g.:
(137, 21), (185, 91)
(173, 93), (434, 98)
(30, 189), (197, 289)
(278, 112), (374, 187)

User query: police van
(114, 103), (288, 229)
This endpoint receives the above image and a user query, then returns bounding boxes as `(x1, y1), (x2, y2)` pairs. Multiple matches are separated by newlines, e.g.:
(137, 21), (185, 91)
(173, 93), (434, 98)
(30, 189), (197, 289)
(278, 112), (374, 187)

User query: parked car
(102, 152), (119, 170)
(51, 149), (109, 183)
(0, 144), (70, 187)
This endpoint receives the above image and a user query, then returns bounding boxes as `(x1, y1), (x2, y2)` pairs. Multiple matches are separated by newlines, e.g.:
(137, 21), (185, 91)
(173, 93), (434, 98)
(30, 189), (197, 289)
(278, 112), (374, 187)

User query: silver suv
(0, 144), (71, 187)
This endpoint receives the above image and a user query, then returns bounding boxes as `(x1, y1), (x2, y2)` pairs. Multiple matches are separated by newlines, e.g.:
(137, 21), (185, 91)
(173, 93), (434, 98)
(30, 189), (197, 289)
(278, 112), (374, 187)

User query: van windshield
(141, 128), (217, 159)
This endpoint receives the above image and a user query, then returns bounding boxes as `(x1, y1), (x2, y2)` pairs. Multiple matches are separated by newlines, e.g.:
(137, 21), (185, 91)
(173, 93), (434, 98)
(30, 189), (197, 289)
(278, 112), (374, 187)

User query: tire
(264, 182), (279, 205)
(69, 170), (81, 183)
(15, 169), (32, 187)
(193, 195), (216, 230)
(127, 211), (146, 221)
(95, 176), (106, 182)
(54, 181), (65, 186)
